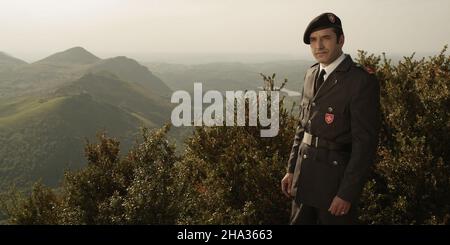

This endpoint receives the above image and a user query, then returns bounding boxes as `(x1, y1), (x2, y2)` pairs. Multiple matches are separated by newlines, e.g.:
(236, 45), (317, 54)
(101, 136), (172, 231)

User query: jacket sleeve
(287, 125), (305, 173)
(337, 73), (380, 203)
(287, 87), (305, 173)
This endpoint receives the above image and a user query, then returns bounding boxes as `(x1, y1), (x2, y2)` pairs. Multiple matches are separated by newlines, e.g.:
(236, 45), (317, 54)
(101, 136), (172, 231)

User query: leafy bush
(1, 126), (178, 224)
(358, 47), (450, 224)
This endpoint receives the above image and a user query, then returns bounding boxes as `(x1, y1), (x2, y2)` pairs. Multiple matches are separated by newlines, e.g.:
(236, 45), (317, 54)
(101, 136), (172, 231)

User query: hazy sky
(1, 0), (449, 62)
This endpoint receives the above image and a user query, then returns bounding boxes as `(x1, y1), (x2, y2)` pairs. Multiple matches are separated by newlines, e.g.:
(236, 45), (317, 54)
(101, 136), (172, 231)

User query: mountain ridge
(0, 52), (28, 67)
(34, 47), (101, 65)
(0, 47), (171, 99)
(90, 56), (172, 96)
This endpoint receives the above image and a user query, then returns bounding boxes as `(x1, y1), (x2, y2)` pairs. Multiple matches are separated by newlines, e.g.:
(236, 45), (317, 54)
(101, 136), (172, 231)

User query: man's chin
(314, 54), (327, 61)
(315, 57), (328, 64)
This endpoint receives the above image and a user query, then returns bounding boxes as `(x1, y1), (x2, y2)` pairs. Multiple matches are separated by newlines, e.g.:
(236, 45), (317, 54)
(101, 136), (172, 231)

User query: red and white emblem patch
(325, 113), (334, 124)
(328, 14), (336, 23)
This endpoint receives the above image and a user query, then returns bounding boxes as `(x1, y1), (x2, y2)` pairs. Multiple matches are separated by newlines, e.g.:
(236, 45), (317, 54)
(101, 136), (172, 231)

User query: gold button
(332, 160), (338, 166)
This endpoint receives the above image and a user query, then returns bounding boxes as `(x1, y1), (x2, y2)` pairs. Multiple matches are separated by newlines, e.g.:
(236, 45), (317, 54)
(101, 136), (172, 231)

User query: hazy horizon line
(2, 47), (445, 65)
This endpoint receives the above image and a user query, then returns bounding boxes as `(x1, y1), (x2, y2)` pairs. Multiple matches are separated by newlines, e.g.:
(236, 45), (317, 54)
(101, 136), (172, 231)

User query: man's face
(309, 28), (344, 65)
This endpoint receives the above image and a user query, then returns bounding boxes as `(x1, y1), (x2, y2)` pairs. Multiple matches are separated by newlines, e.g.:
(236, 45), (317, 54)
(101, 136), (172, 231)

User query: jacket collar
(311, 55), (354, 100)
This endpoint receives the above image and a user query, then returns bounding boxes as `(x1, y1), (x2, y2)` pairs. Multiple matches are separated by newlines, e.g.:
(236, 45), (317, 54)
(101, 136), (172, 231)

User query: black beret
(303, 13), (343, 44)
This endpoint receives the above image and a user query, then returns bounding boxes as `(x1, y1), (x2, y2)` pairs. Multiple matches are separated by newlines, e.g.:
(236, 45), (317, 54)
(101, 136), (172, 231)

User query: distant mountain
(34, 47), (100, 65)
(144, 60), (309, 118)
(90, 56), (172, 96)
(0, 72), (173, 188)
(0, 47), (171, 99)
(0, 52), (27, 70)
(144, 60), (311, 93)
(55, 72), (172, 126)
(0, 47), (181, 190)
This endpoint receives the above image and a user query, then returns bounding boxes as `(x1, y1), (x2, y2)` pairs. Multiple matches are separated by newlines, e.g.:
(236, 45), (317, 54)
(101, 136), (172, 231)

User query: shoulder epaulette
(354, 63), (376, 74)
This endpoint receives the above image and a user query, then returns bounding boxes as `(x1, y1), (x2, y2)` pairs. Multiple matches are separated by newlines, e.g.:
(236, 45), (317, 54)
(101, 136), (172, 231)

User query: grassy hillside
(0, 72), (173, 190)
(0, 93), (140, 187)
(55, 72), (172, 126)
(90, 57), (172, 96)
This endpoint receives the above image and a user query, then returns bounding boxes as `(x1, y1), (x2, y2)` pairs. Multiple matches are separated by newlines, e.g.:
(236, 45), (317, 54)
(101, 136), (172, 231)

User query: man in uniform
(281, 12), (380, 225)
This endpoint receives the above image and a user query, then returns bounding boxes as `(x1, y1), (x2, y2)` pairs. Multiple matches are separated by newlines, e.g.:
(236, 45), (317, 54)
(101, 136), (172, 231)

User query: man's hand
(328, 196), (351, 216)
(281, 173), (294, 198)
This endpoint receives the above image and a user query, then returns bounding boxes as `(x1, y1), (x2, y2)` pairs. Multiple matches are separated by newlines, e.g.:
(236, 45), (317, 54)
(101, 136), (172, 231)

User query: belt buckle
(303, 133), (312, 145)
(303, 133), (319, 148)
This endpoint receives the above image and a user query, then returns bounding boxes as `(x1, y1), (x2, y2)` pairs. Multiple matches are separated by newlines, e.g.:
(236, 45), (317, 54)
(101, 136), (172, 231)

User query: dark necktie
(315, 69), (326, 95)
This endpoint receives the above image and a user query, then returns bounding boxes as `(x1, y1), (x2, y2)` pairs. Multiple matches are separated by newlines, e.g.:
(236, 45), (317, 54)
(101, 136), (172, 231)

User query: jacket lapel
(304, 65), (318, 100)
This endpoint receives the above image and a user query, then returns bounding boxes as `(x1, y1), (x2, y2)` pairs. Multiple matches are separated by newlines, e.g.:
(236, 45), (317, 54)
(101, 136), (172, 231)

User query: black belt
(302, 132), (352, 152)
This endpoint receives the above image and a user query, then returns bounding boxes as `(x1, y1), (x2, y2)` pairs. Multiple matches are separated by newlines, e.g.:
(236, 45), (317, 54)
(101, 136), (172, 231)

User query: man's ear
(339, 35), (345, 46)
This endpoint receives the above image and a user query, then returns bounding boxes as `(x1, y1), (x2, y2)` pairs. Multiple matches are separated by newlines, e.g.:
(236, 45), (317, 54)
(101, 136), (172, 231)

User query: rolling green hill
(90, 56), (172, 96)
(0, 93), (138, 188)
(54, 72), (172, 126)
(0, 72), (173, 189)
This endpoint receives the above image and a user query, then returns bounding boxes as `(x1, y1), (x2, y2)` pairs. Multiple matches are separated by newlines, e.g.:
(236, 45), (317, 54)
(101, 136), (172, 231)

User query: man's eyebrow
(321, 35), (332, 38)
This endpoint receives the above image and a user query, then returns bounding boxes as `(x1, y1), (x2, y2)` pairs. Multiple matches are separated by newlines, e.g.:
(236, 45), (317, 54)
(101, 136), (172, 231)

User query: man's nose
(311, 40), (324, 50)
(317, 39), (325, 49)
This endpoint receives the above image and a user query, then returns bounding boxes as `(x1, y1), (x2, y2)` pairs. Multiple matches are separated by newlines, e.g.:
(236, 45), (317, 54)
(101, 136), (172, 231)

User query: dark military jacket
(288, 55), (380, 210)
